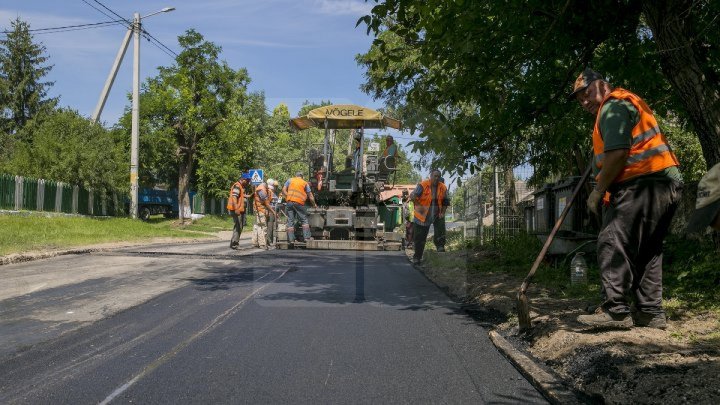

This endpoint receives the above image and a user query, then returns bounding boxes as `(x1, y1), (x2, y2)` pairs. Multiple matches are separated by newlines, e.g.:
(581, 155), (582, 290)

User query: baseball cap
(567, 68), (605, 100)
(686, 163), (720, 233)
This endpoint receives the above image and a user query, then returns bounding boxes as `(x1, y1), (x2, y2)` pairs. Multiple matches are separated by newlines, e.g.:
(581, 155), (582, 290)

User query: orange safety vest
(226, 181), (245, 214)
(593, 88), (679, 184)
(253, 183), (273, 214)
(413, 179), (447, 223)
(286, 177), (308, 204)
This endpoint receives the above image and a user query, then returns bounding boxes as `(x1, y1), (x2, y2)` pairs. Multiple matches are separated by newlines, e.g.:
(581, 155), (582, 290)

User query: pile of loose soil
(410, 248), (720, 403)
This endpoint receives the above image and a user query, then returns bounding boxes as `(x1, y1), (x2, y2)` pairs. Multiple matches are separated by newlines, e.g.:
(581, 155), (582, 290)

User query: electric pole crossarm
(91, 27), (132, 124)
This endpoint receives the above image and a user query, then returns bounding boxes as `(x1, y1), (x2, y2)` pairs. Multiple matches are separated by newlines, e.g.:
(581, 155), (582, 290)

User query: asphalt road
(0, 240), (546, 404)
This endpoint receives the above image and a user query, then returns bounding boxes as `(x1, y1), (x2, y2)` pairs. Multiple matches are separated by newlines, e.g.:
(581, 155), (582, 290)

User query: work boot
(634, 312), (667, 330)
(436, 246), (445, 252)
(577, 307), (633, 329)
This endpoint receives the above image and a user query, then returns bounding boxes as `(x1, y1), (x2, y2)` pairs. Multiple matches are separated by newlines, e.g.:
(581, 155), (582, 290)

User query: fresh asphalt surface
(0, 241), (546, 404)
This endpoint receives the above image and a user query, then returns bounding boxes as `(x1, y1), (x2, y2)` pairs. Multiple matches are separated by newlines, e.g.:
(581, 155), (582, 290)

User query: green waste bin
(379, 196), (401, 231)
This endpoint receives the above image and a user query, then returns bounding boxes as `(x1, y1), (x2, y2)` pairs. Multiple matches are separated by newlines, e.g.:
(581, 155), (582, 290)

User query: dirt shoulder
(410, 248), (720, 404)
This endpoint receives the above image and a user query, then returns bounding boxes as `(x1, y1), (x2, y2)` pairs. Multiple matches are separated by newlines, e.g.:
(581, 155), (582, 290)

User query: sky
(0, 0), (421, 147)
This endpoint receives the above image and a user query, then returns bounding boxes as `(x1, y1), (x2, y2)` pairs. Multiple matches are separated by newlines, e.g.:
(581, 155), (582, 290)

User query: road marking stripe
(99, 267), (288, 405)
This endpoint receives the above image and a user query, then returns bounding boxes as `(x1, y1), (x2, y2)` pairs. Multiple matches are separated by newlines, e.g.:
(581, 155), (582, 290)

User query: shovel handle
(519, 164), (594, 294)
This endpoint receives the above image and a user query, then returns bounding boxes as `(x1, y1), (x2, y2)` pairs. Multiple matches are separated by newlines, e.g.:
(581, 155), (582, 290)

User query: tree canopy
(0, 18), (56, 137)
(2, 108), (126, 191)
(357, 0), (720, 182)
(120, 29), (255, 220)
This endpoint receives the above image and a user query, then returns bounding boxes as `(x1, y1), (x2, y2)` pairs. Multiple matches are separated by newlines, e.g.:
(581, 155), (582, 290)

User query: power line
(141, 29), (178, 58)
(142, 32), (177, 59)
(80, 0), (178, 60)
(91, 0), (131, 26)
(79, 0), (131, 30)
(0, 20), (125, 35)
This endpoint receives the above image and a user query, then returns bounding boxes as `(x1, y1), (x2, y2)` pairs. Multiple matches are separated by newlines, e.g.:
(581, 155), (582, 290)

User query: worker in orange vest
(281, 171), (318, 243)
(227, 174), (250, 249)
(252, 179), (277, 249)
(570, 68), (683, 330)
(408, 169), (448, 265)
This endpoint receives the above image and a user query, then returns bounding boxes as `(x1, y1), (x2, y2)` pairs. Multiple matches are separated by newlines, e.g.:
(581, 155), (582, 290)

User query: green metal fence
(22, 176), (39, 211)
(77, 186), (89, 215)
(0, 174), (14, 209)
(192, 193), (204, 214)
(60, 183), (73, 213)
(44, 180), (57, 212)
(0, 174), (225, 218)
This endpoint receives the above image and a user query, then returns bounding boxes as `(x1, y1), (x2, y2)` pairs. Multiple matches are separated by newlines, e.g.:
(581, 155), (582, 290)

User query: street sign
(249, 169), (264, 185)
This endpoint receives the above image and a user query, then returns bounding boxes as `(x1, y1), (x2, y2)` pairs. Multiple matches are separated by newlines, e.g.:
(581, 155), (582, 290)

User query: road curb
(488, 330), (581, 404)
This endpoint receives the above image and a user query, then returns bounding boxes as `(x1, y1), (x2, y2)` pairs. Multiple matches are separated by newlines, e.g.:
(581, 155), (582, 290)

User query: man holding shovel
(569, 68), (683, 329)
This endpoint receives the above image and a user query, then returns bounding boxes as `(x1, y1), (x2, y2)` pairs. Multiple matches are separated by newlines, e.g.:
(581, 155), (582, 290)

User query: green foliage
(1, 109), (126, 191)
(450, 189), (465, 219)
(118, 29), (255, 218)
(357, 1), (720, 179)
(0, 17), (56, 136)
(253, 101), (323, 184)
(664, 235), (720, 309)
(660, 117), (706, 182)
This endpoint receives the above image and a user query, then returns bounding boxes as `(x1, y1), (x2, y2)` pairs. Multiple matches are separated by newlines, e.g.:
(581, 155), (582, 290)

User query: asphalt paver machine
(278, 104), (404, 250)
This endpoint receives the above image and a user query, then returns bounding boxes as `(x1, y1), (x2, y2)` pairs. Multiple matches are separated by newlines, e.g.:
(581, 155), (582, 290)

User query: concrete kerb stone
(0, 232), (252, 266)
(489, 330), (583, 404)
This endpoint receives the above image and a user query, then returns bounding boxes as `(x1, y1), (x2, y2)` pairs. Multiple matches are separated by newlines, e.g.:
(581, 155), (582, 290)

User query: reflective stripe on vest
(226, 181), (245, 214)
(286, 177), (308, 204)
(592, 88), (679, 183)
(413, 179), (447, 223)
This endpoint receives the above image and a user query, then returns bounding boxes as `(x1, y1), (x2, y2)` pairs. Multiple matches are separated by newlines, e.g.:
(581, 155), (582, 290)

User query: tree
(257, 101), (331, 184)
(134, 29), (253, 221)
(1, 108), (126, 191)
(0, 17), (56, 137)
(254, 103), (305, 183)
(357, 0), (720, 181)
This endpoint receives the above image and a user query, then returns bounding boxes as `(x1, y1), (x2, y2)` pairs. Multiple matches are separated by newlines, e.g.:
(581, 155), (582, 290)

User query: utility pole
(91, 30), (132, 123)
(90, 7), (175, 219)
(130, 12), (141, 219)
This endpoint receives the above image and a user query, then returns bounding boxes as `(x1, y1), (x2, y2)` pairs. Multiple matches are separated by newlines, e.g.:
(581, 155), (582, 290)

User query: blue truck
(137, 188), (179, 221)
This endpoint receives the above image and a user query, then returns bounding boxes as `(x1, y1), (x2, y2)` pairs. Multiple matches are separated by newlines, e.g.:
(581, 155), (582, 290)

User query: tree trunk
(642, 0), (720, 168)
(177, 152), (194, 223)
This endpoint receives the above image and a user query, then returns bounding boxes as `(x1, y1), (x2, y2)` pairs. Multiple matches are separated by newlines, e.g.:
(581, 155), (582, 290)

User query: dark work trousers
(230, 211), (246, 248)
(286, 202), (311, 241)
(266, 211), (276, 246)
(413, 216), (446, 260)
(405, 221), (414, 247)
(598, 177), (683, 315)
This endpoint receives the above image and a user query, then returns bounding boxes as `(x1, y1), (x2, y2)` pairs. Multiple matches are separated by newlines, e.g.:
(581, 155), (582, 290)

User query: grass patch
(180, 214), (238, 233)
(436, 228), (720, 312)
(0, 213), (218, 256)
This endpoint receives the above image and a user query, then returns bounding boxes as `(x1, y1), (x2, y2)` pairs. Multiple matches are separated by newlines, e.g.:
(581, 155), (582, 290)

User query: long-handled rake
(517, 163), (594, 332)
